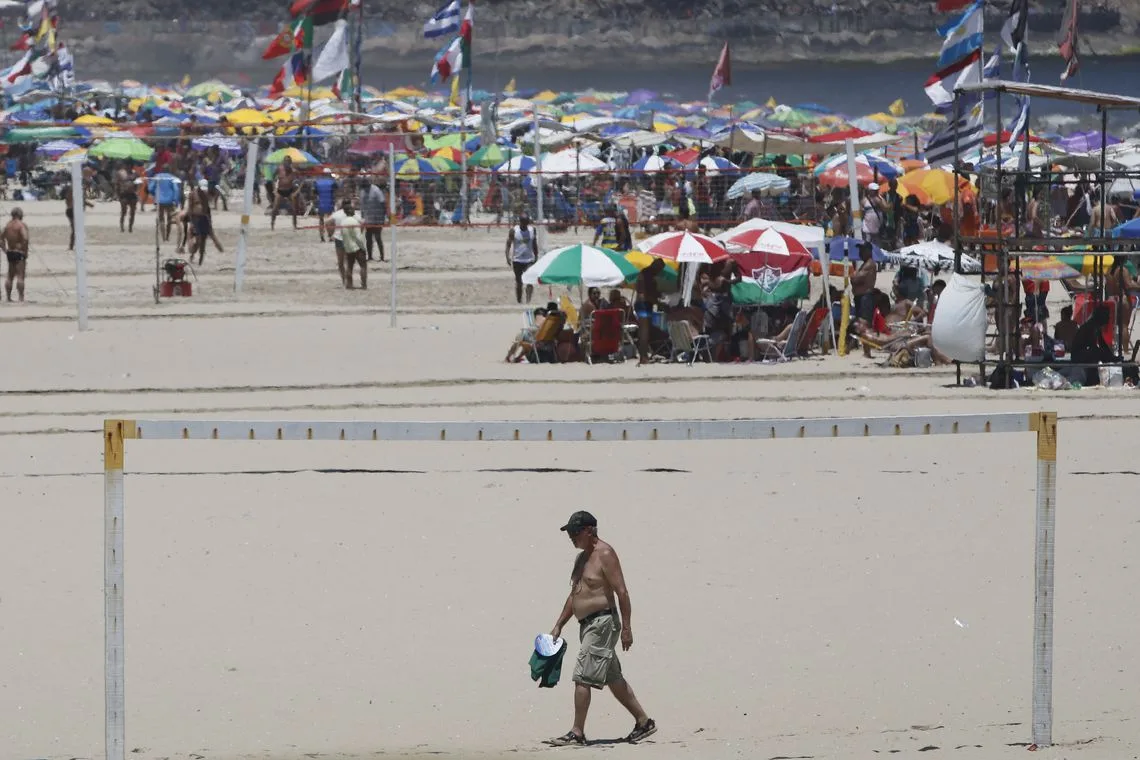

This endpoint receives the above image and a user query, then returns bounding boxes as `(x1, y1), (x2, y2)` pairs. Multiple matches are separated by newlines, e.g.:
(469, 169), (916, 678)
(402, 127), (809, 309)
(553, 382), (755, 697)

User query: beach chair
(528, 313), (566, 364)
(755, 310), (807, 362)
(794, 307), (829, 357)
(560, 294), (580, 332)
(582, 309), (624, 364)
(667, 320), (712, 365)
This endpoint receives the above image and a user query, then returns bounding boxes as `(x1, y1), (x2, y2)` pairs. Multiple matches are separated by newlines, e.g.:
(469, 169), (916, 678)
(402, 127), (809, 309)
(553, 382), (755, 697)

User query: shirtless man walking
(115, 161), (138, 233)
(548, 511), (656, 746)
(1, 207), (29, 302)
(271, 155), (300, 231)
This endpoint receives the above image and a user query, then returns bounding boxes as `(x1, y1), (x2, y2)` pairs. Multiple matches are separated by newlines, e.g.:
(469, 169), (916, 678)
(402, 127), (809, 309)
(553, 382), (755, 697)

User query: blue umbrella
(633, 154), (680, 172)
(725, 172), (790, 200)
(826, 236), (888, 264)
(1112, 218), (1140, 239)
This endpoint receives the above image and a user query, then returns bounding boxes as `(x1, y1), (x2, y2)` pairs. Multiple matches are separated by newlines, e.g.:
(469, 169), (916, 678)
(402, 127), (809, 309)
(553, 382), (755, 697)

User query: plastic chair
(584, 309), (624, 364)
(667, 320), (712, 365)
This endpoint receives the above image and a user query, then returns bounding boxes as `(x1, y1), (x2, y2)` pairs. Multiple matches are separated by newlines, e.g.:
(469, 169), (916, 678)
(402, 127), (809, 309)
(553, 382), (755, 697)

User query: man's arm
(551, 593), (574, 639)
(599, 546), (634, 650)
(505, 229), (515, 263)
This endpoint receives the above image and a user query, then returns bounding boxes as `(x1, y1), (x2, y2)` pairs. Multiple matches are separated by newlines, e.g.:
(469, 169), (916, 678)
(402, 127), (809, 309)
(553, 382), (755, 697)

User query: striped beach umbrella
(522, 244), (640, 287)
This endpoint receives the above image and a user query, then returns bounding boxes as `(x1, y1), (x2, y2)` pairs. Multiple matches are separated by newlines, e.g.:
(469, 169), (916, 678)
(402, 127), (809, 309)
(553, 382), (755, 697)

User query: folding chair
(584, 309), (624, 364)
(755, 310), (807, 362)
(794, 308), (829, 357)
(528, 313), (566, 364)
(667, 320), (712, 365)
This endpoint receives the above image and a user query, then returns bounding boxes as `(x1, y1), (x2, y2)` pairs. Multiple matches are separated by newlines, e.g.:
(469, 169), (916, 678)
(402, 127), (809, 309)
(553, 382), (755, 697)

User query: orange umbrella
(898, 168), (975, 206)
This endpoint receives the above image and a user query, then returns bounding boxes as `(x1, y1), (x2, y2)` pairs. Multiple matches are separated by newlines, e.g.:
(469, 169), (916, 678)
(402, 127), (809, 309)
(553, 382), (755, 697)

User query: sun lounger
(667, 320), (712, 366)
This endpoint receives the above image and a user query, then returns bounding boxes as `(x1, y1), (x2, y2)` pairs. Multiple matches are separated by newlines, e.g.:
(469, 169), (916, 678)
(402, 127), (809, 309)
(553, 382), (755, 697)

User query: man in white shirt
(326, 199), (367, 289)
(862, 183), (883, 243)
(506, 211), (539, 304)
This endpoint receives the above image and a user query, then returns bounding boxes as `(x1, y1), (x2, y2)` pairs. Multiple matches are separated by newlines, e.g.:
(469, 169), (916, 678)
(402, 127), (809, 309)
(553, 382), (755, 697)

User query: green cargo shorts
(573, 610), (623, 689)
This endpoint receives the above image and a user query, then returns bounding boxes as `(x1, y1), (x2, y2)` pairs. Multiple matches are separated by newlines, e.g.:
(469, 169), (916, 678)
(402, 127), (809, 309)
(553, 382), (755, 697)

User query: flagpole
(354, 0), (364, 119)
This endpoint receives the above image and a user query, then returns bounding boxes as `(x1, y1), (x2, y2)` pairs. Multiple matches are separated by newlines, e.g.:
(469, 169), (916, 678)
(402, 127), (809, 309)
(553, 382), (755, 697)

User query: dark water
(371, 54), (1140, 123)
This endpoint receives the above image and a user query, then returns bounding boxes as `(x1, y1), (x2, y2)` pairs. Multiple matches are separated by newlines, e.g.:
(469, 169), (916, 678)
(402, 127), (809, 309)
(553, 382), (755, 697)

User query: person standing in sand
(1, 207), (29, 302)
(506, 212), (538, 304)
(547, 511), (656, 747)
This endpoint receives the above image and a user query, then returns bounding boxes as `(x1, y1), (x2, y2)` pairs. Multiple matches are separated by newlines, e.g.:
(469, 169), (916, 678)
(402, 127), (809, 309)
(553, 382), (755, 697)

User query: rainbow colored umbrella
(263, 147), (320, 166)
(1017, 256), (1081, 281)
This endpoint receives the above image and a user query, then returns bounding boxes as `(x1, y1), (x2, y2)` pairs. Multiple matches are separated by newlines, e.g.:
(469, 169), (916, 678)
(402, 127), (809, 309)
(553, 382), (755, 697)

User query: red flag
(290, 0), (348, 25)
(1058, 0), (1080, 81)
(6, 50), (33, 84)
(262, 25), (296, 59)
(936, 0), (975, 10)
(708, 41), (731, 102)
(9, 32), (30, 52)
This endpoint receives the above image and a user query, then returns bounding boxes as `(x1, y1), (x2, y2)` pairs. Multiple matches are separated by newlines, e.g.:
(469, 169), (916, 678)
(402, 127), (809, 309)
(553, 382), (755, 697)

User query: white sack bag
(931, 272), (987, 362)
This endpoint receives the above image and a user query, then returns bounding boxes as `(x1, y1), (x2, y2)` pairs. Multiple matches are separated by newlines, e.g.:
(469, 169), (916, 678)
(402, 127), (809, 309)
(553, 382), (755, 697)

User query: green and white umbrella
(522, 244), (639, 287)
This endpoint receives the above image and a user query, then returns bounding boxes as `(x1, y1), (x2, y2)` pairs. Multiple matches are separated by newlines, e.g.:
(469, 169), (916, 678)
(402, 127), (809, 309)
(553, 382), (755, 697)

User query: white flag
(312, 19), (350, 84)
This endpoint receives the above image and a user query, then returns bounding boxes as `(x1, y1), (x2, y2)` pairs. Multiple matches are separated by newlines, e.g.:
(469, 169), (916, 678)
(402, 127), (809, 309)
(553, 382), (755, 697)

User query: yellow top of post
(104, 420), (137, 471)
(1030, 411), (1057, 462)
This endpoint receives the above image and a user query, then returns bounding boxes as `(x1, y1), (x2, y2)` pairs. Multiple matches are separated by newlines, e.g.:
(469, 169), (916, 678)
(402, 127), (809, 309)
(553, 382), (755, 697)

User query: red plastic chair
(586, 309), (624, 364)
(1073, 293), (1117, 347)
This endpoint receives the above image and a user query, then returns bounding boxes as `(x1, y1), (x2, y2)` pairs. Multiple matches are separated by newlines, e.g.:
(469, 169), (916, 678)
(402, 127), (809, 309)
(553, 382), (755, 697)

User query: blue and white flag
(936, 0), (984, 68)
(925, 100), (985, 168)
(423, 0), (461, 39)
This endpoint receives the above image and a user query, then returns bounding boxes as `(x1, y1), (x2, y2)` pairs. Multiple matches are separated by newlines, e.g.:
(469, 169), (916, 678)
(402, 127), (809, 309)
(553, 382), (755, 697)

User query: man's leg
(270, 197), (279, 229)
(120, 201), (127, 232)
(335, 244), (346, 285)
(129, 201), (136, 233)
(14, 260), (25, 302)
(571, 683), (592, 738)
(4, 265), (12, 301)
(365, 227), (374, 260)
(608, 678), (649, 725)
(356, 251), (367, 290)
(345, 251), (356, 289)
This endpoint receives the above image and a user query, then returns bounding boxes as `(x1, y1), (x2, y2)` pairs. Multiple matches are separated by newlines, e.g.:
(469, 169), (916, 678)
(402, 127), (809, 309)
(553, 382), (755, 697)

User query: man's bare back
(2, 219), (28, 253)
(570, 541), (619, 620)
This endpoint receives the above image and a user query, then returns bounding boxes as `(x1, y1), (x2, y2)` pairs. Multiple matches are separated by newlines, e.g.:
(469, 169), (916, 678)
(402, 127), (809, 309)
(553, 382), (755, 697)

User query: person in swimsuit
(1, 207), (29, 302)
(634, 258), (666, 365)
(547, 511), (656, 747)
(188, 179), (223, 265)
(271, 156), (300, 230)
(115, 161), (138, 233)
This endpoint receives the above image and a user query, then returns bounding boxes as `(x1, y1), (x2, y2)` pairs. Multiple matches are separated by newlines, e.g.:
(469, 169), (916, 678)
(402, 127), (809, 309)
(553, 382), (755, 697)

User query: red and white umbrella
(636, 230), (727, 264)
(722, 226), (811, 257)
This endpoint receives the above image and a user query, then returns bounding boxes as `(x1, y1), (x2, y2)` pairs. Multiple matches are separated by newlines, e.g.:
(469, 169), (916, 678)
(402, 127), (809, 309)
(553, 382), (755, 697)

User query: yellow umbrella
(385, 86), (426, 99)
(898, 168), (975, 206)
(227, 108), (271, 127)
(533, 90), (559, 103)
(74, 114), (114, 126)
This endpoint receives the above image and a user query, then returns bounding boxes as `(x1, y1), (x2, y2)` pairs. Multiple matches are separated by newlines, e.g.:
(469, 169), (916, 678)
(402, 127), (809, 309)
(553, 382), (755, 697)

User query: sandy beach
(2, 199), (1139, 760)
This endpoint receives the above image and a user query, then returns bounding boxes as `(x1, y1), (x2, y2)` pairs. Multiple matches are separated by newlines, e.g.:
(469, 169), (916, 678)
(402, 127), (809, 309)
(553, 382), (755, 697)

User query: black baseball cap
(560, 511), (597, 533)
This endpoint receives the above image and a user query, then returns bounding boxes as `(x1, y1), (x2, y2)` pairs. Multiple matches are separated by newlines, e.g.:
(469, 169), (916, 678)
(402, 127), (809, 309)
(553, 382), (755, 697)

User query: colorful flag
(888, 98), (905, 117)
(424, 0), (461, 39)
(270, 51), (307, 97)
(707, 41), (731, 102)
(429, 2), (472, 83)
(1001, 0), (1029, 54)
(262, 17), (313, 60)
(924, 49), (982, 106)
(449, 74), (461, 107)
(1058, 0), (1080, 81)
(312, 19), (349, 82)
(925, 100), (985, 167)
(10, 33), (30, 52)
(936, 0), (983, 68)
(290, 0), (348, 27)
(5, 49), (35, 85)
(331, 67), (352, 100)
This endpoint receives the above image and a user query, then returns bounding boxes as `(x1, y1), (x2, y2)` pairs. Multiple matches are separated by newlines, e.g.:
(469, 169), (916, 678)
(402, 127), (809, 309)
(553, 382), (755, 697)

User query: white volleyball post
(101, 411), (1059, 760)
(533, 110), (545, 251)
(69, 159), (89, 331)
(234, 139), (259, 293)
(388, 143), (397, 328)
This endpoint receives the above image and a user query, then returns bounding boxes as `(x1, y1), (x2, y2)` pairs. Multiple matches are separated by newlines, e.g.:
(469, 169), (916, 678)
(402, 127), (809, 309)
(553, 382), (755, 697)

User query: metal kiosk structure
(949, 80), (1140, 386)
(103, 412), (1058, 759)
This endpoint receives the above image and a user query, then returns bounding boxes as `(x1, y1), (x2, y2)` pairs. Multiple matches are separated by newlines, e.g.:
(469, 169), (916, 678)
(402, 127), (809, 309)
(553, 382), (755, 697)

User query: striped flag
(269, 51), (307, 97)
(925, 101), (985, 168)
(936, 0), (984, 68)
(924, 48), (982, 107)
(331, 67), (352, 100)
(424, 0), (461, 39)
(429, 2), (472, 83)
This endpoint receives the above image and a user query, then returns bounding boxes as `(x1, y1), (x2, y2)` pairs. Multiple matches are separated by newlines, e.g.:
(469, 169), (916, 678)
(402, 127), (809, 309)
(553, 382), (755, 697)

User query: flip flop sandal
(626, 718), (657, 744)
(546, 731), (586, 747)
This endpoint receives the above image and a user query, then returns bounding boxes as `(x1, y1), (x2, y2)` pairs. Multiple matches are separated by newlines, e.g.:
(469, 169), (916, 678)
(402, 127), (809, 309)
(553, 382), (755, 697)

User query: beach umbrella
(185, 80), (237, 100)
(816, 153), (903, 186)
(622, 251), (680, 292)
(74, 114), (114, 126)
(827, 236), (888, 264)
(632, 154), (680, 172)
(395, 156), (441, 178)
(1018, 256), (1082, 281)
(636, 231), (727, 264)
(495, 155), (536, 173)
(1112, 218), (1140, 239)
(732, 268), (810, 305)
(191, 134), (243, 153)
(226, 108), (272, 127)
(89, 137), (154, 161)
(889, 240), (982, 273)
(470, 143), (518, 168)
(717, 218), (826, 255)
(521, 244), (640, 287)
(689, 155), (739, 175)
(897, 168), (974, 206)
(264, 147), (320, 166)
(722, 226), (811, 258)
(725, 172), (790, 200)
(432, 146), (464, 163)
(35, 139), (82, 157)
(540, 149), (607, 174)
